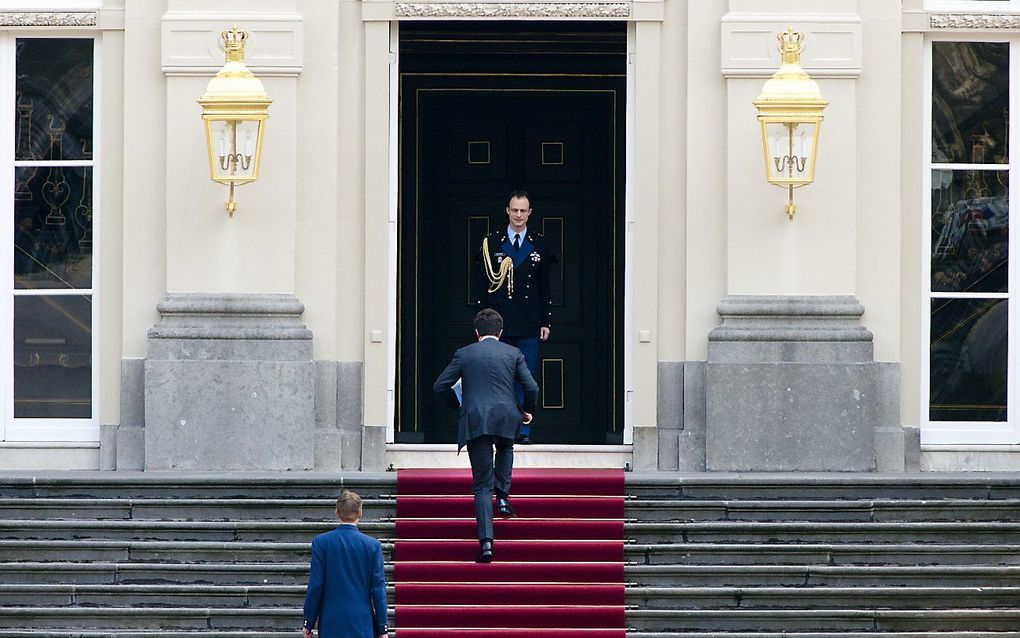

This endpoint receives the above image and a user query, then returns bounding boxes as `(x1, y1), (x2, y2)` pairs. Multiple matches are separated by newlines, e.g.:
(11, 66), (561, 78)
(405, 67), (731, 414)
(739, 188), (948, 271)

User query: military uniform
(473, 229), (554, 337)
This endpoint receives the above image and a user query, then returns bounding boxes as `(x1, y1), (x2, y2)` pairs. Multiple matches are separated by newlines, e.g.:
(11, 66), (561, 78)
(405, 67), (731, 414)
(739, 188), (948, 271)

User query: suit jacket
(302, 524), (387, 638)
(473, 230), (554, 337)
(433, 337), (539, 447)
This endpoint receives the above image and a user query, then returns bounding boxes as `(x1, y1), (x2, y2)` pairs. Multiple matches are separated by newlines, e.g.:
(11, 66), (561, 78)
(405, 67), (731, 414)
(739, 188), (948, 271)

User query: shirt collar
(479, 335), (499, 342)
(507, 225), (527, 242)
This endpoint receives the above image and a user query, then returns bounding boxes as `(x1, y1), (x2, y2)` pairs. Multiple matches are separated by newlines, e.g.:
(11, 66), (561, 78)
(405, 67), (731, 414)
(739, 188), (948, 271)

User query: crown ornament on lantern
(778, 28), (804, 64)
(222, 26), (248, 63)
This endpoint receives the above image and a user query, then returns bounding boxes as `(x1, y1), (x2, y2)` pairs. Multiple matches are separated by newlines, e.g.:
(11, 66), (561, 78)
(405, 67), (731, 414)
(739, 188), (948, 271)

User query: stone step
(2, 583), (1017, 611)
(0, 539), (310, 563)
(3, 606), (1019, 632)
(626, 474), (1020, 501)
(5, 561), (1018, 588)
(628, 634), (1020, 638)
(629, 521), (1020, 544)
(627, 542), (1020, 566)
(626, 564), (1020, 587)
(0, 519), (390, 542)
(631, 499), (1020, 522)
(0, 584), (305, 608)
(625, 609), (1020, 632)
(0, 498), (396, 521)
(625, 586), (1020, 609)
(9, 518), (1020, 544)
(3, 633), (1015, 638)
(9, 496), (1020, 523)
(4, 471), (1020, 501)
(6, 538), (1017, 567)
(0, 472), (395, 500)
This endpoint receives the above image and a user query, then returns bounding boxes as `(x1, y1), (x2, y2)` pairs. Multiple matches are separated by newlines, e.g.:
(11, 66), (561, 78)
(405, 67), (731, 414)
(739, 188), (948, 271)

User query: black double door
(397, 23), (626, 444)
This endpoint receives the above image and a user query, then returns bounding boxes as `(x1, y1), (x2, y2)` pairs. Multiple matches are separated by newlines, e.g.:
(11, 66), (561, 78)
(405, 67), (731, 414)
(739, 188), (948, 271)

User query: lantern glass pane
(208, 119), (261, 182)
(764, 121), (816, 183)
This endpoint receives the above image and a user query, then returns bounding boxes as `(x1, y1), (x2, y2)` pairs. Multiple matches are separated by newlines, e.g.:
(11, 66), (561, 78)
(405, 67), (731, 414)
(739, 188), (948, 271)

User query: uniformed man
(473, 190), (554, 444)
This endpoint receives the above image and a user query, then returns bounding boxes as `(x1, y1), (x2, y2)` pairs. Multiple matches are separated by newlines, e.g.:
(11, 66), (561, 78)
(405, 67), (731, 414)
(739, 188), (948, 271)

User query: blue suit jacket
(433, 337), (539, 448)
(303, 524), (387, 638)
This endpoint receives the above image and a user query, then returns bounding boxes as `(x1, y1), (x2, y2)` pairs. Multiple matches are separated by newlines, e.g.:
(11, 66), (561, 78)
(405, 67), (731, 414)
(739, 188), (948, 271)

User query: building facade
(0, 0), (1016, 473)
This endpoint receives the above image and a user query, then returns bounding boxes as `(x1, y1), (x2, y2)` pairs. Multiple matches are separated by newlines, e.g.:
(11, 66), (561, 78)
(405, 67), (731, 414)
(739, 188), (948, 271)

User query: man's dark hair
(474, 308), (504, 337)
(506, 190), (531, 208)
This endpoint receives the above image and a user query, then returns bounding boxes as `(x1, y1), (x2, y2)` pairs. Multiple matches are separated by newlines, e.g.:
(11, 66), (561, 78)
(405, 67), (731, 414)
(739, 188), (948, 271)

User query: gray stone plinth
(362, 424), (387, 471)
(144, 294), (315, 471)
(705, 295), (893, 472)
(632, 424), (658, 471)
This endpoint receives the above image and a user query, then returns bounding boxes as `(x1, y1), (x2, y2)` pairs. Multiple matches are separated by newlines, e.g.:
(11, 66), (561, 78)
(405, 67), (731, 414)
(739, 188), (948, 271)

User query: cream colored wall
(293, 0), (340, 360)
(855, 0), (901, 363)
(683, 0), (727, 362)
(899, 0), (925, 431)
(122, 0), (165, 359)
(334, 0), (366, 364)
(656, 0), (687, 363)
(99, 0), (126, 426)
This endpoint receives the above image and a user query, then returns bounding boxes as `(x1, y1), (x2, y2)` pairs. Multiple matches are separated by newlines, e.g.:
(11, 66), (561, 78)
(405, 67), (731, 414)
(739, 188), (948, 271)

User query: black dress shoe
(476, 539), (493, 563)
(515, 435), (533, 445)
(496, 497), (515, 517)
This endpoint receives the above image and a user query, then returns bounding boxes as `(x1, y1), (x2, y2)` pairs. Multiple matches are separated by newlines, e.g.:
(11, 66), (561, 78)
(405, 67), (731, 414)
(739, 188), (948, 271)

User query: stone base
(706, 362), (878, 471)
(704, 295), (896, 472)
(144, 294), (315, 471)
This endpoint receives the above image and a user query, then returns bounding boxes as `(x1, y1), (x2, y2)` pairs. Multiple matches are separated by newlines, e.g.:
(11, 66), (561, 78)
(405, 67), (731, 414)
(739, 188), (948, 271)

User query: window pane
(15, 38), (93, 161)
(932, 42), (1008, 164)
(14, 295), (91, 419)
(14, 166), (92, 289)
(930, 298), (1007, 422)
(931, 169), (1007, 293)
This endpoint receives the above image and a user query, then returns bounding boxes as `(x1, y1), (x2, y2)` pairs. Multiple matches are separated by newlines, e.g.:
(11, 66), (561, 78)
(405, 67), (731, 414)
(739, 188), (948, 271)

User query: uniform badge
(530, 252), (541, 263)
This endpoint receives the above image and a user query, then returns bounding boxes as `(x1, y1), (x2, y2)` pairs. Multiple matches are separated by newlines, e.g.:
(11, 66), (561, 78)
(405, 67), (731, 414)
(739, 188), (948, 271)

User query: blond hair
(335, 490), (363, 522)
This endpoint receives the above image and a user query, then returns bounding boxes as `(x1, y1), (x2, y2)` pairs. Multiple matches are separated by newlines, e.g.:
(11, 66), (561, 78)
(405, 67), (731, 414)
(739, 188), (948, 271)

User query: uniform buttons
(525, 295), (529, 299)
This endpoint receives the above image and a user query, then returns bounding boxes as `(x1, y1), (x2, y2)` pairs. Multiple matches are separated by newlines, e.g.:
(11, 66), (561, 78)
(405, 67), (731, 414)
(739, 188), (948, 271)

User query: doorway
(397, 22), (626, 444)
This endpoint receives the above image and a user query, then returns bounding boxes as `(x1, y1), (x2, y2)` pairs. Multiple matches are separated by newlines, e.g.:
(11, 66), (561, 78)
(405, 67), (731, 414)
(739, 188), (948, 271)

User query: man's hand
(540, 327), (550, 341)
(522, 412), (533, 425)
(303, 628), (313, 638)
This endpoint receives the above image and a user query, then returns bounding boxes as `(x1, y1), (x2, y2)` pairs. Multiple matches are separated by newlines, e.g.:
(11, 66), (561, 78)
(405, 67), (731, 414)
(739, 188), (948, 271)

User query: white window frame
(0, 33), (100, 443)
(922, 33), (1020, 445)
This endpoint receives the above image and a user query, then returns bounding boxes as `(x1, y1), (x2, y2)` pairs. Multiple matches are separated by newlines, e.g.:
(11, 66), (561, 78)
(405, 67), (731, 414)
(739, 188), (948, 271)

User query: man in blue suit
(433, 308), (539, 562)
(302, 490), (387, 638)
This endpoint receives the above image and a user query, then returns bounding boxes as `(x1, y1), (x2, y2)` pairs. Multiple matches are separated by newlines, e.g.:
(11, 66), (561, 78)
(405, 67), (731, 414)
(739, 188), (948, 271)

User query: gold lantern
(198, 26), (271, 217)
(753, 28), (828, 220)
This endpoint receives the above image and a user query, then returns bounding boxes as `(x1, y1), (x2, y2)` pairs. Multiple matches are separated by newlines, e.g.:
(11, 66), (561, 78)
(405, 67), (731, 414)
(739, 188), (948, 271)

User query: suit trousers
(501, 335), (539, 436)
(466, 434), (514, 541)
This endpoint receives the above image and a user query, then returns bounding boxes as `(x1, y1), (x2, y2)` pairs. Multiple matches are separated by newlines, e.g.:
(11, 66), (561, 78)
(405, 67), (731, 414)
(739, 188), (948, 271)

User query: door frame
(374, 21), (645, 447)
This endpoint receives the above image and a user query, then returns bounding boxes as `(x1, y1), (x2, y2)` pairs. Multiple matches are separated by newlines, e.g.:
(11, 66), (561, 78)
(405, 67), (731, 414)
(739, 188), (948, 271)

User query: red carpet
(394, 468), (626, 637)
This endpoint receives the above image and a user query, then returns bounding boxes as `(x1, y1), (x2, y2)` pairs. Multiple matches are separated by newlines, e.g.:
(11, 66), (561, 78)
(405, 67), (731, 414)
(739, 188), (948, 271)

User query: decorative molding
(720, 16), (862, 79)
(393, 2), (631, 19)
(930, 14), (1020, 30)
(161, 14), (303, 77)
(0, 11), (96, 27)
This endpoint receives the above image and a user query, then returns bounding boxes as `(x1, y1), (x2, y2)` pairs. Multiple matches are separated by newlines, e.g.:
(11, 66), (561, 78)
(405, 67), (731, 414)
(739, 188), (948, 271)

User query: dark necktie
(513, 234), (521, 251)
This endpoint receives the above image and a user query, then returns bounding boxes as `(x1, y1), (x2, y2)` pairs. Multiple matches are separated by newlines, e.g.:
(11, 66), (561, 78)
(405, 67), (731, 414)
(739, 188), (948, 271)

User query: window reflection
(14, 295), (91, 419)
(930, 298), (1007, 422)
(14, 166), (92, 289)
(15, 38), (93, 161)
(932, 42), (1008, 165)
(931, 170), (1008, 293)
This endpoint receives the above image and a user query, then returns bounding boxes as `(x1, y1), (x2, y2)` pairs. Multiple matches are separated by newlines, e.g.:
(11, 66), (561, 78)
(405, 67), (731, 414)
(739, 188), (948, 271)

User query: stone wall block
(144, 293), (316, 471)
(705, 295), (888, 472)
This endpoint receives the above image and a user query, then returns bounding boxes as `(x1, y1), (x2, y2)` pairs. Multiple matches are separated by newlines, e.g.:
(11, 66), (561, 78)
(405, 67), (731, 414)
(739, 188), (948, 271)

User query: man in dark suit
(302, 490), (387, 638)
(434, 308), (539, 562)
(473, 190), (553, 444)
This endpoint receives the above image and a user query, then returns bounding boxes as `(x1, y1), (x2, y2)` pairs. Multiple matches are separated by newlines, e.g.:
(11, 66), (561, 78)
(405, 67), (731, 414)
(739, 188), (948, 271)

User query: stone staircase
(1, 472), (1019, 637)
